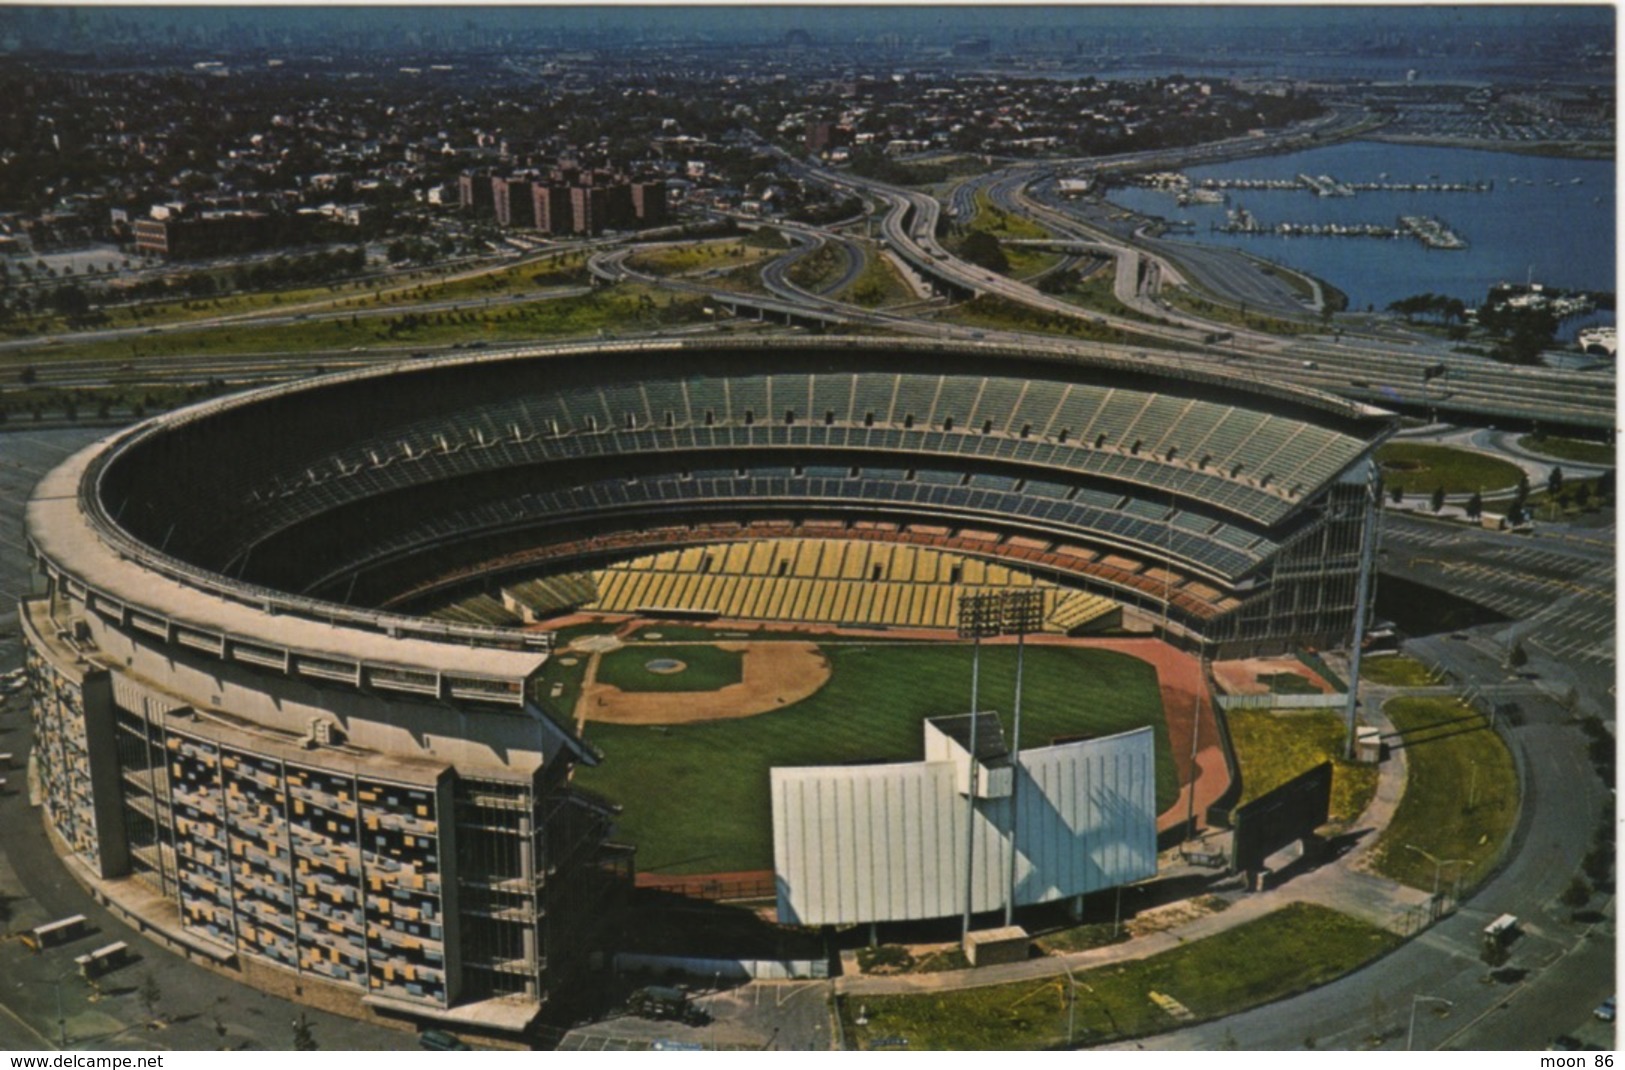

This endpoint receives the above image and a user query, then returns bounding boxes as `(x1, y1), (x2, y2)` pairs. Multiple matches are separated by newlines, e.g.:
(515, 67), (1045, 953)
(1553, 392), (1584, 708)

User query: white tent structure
(771, 721), (1157, 926)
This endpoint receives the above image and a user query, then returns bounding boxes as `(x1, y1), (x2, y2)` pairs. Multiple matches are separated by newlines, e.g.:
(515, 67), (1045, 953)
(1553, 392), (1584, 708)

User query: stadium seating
(531, 538), (1123, 634)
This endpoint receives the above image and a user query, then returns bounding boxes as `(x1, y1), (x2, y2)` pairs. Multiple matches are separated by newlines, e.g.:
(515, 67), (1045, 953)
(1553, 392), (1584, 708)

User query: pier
(1212, 209), (1468, 249)
(1193, 174), (1493, 196)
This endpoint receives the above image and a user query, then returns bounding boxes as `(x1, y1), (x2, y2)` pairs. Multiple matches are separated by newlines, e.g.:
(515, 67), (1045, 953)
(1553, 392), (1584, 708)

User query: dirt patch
(1212, 656), (1334, 697)
(1123, 893), (1231, 937)
(580, 641), (831, 725)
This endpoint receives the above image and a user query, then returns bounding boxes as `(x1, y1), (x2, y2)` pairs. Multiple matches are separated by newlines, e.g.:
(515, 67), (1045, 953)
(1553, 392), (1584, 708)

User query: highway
(780, 151), (1614, 430)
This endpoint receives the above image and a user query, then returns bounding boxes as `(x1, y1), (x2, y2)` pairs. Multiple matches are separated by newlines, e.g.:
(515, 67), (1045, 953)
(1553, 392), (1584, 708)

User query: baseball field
(568, 639), (1176, 876)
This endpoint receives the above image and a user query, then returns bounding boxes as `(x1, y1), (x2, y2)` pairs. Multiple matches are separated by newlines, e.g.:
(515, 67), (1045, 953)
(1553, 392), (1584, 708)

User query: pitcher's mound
(582, 641), (830, 725)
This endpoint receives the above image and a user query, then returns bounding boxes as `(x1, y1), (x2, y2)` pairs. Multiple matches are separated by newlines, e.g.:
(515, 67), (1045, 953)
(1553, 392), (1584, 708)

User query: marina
(1105, 140), (1614, 311)
(1212, 207), (1467, 249)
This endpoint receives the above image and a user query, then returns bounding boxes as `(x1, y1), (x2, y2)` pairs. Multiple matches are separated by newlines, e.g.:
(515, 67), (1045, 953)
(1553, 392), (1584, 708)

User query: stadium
(19, 335), (1393, 1032)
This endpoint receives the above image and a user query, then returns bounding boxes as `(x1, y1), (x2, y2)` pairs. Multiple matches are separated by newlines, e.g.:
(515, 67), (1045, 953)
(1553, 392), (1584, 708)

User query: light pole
(1002, 589), (1044, 927)
(49, 965), (79, 1048)
(957, 591), (1003, 941)
(1405, 845), (1473, 916)
(1061, 962), (1079, 1048)
(1407, 994), (1453, 1051)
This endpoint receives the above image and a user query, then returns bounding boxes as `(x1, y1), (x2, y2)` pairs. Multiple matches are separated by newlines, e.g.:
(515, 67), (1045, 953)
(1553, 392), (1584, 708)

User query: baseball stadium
(19, 336), (1394, 1032)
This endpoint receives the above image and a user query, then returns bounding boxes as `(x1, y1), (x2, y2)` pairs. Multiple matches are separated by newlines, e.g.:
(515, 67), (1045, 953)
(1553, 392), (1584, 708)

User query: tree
(1560, 876), (1593, 908)
(1506, 641), (1528, 669)
(138, 972), (161, 1022)
(1480, 938), (1510, 970)
(1430, 485), (1446, 513)
(1547, 466), (1564, 497)
(1465, 491), (1483, 520)
(1390, 482), (1404, 505)
(292, 1012), (317, 1051)
(958, 229), (1009, 275)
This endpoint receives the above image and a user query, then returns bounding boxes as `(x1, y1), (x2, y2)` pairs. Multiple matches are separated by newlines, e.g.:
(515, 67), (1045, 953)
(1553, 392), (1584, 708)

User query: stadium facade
(19, 336), (1392, 1024)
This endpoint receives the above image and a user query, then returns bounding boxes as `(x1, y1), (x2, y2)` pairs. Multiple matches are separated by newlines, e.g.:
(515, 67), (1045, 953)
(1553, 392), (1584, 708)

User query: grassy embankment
(1224, 709), (1378, 825)
(841, 903), (1399, 1050)
(1367, 695), (1520, 894)
(1375, 443), (1526, 497)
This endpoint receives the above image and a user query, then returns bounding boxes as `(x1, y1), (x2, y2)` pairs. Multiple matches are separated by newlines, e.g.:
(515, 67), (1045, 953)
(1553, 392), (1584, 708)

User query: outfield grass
(1359, 656), (1443, 688)
(595, 644), (745, 693)
(1517, 435), (1615, 466)
(573, 643), (1173, 875)
(534, 654), (591, 727)
(1375, 443), (1525, 495)
(843, 903), (1399, 1050)
(1368, 695), (1519, 893)
(1225, 710), (1378, 824)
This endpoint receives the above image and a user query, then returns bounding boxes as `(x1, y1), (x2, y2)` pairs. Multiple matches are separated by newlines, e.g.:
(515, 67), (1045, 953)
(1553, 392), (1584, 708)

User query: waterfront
(1105, 140), (1615, 314)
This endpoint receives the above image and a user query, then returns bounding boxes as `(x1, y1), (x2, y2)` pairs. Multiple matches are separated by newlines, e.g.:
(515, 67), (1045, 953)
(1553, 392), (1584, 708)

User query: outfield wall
(771, 727), (1156, 926)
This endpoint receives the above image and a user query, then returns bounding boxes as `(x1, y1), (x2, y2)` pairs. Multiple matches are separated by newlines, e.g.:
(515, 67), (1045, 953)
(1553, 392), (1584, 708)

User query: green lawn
(1225, 710), (1378, 824)
(625, 240), (776, 277)
(843, 903), (1399, 1050)
(1258, 672), (1322, 696)
(785, 243), (848, 293)
(3, 286), (706, 369)
(1375, 443), (1525, 496)
(595, 644), (745, 693)
(1517, 435), (1615, 466)
(1368, 695), (1519, 893)
(940, 294), (1196, 352)
(574, 643), (1173, 875)
(1359, 656), (1443, 688)
(837, 241), (914, 308)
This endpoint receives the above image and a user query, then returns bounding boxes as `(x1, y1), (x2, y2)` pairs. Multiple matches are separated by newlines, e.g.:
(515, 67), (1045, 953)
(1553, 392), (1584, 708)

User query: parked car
(418, 1029), (470, 1051)
(1594, 996), (1615, 1022)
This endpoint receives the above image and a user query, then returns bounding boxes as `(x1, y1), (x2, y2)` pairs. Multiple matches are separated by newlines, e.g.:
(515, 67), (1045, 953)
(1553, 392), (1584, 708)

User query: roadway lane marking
(0, 991), (57, 1050)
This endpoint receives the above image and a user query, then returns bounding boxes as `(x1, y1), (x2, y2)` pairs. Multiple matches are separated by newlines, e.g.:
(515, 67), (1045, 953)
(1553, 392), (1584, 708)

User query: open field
(1367, 695), (1520, 893)
(1, 285), (707, 369)
(939, 293), (1196, 352)
(1375, 443), (1525, 496)
(1516, 435), (1615, 466)
(842, 903), (1399, 1049)
(837, 240), (915, 307)
(625, 239), (778, 277)
(1359, 655), (1444, 688)
(1224, 709), (1379, 824)
(572, 642), (1173, 875)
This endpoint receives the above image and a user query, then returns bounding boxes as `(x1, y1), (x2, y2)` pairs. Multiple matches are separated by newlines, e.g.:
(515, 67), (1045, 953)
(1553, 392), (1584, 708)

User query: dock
(1211, 211), (1468, 249)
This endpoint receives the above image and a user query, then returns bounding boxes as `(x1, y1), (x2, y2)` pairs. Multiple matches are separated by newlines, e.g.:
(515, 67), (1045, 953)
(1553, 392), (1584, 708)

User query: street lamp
(1404, 844), (1474, 916)
(1406, 994), (1453, 1051)
(47, 964), (80, 1048)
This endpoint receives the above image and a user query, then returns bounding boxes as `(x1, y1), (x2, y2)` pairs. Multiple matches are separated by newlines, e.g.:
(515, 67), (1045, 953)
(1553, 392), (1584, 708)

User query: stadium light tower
(1001, 588), (1045, 926)
(1344, 464), (1381, 760)
(957, 590), (1004, 940)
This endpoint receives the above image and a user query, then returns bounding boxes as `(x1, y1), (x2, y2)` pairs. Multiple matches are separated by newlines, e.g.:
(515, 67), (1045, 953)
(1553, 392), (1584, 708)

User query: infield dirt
(579, 641), (832, 726)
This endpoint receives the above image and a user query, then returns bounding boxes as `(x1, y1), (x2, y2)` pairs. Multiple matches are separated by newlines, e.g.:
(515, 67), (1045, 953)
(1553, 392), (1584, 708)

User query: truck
(627, 985), (707, 1025)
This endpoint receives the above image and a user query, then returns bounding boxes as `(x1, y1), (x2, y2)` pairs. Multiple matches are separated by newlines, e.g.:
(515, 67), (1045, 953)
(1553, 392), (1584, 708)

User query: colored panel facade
(25, 648), (100, 864)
